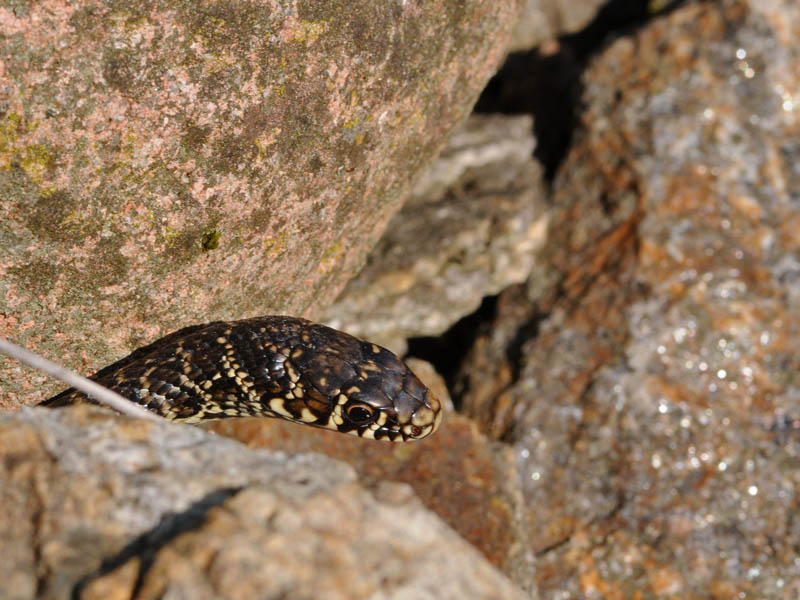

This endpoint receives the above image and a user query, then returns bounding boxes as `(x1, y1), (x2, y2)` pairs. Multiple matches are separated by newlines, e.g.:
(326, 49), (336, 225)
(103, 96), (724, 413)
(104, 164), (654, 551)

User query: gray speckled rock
(0, 0), (522, 408)
(459, 0), (800, 596)
(0, 406), (527, 600)
(324, 114), (548, 353)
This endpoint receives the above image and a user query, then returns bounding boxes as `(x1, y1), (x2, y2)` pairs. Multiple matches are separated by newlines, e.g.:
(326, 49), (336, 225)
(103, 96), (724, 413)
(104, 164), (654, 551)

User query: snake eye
(345, 403), (377, 425)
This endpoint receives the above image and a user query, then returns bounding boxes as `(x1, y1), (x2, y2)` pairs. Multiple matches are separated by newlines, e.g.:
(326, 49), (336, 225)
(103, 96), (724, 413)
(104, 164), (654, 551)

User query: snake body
(43, 316), (442, 442)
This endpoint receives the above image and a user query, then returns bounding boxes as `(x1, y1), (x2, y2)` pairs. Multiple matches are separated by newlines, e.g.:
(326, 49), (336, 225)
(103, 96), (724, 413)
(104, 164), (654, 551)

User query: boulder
(0, 0), (522, 407)
(0, 406), (528, 599)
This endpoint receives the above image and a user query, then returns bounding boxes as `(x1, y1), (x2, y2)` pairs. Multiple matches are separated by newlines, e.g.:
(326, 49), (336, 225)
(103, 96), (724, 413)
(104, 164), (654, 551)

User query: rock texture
(0, 0), (522, 407)
(0, 406), (527, 600)
(456, 0), (800, 596)
(507, 0), (607, 52)
(206, 410), (537, 594)
(9, 1), (800, 598)
(323, 114), (548, 353)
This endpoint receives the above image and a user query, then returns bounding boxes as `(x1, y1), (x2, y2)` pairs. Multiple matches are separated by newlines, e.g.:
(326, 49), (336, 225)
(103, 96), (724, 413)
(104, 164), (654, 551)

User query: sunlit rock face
(457, 1), (800, 596)
(0, 0), (522, 407)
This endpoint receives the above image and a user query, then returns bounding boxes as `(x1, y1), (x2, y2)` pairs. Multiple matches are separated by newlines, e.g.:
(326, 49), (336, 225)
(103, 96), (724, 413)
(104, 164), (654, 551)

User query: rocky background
(3, 0), (800, 598)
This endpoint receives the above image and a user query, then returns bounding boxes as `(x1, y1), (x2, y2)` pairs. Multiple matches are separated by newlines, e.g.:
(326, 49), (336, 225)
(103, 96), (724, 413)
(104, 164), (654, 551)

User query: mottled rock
(206, 411), (537, 595)
(507, 0), (608, 52)
(0, 406), (527, 600)
(206, 358), (535, 592)
(459, 0), (800, 597)
(507, 0), (681, 52)
(0, 0), (522, 408)
(323, 114), (548, 353)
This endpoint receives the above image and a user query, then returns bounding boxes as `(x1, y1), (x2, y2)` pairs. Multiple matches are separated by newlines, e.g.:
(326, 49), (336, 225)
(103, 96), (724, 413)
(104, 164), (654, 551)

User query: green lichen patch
(201, 229), (221, 251)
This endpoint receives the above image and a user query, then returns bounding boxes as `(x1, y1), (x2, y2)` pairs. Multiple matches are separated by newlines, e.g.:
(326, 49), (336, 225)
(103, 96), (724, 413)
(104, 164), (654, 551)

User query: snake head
(289, 325), (443, 441)
(332, 344), (443, 442)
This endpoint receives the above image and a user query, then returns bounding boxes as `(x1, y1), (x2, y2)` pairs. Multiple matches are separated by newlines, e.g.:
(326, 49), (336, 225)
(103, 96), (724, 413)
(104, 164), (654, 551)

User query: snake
(42, 316), (442, 442)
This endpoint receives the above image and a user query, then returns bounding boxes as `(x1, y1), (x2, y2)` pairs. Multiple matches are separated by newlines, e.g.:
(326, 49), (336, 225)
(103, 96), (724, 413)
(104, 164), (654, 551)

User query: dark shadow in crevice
(72, 486), (242, 599)
(475, 0), (689, 181)
(406, 294), (499, 408)
(503, 309), (545, 386)
(408, 1), (693, 408)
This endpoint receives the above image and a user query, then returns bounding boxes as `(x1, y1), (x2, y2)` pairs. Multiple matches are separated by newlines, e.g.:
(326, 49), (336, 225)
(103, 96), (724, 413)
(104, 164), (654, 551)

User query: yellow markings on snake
(269, 398), (293, 418)
(42, 316), (442, 442)
(412, 407), (435, 426)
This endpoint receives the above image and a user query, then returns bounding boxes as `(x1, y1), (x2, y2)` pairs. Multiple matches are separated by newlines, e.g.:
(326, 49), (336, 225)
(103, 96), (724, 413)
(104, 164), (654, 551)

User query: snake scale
(43, 316), (442, 442)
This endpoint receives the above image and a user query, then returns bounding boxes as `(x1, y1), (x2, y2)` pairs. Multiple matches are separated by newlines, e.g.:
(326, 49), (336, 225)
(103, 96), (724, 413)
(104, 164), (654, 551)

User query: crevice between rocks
(406, 0), (687, 427)
(475, 0), (691, 181)
(406, 294), (500, 408)
(407, 193), (644, 438)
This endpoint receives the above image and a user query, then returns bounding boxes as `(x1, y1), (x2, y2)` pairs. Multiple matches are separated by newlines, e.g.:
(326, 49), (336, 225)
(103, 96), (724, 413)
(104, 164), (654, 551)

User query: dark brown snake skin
(42, 316), (442, 442)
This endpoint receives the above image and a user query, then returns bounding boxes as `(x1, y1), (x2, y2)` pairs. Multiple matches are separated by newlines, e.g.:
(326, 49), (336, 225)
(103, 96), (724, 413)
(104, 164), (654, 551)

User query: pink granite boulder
(0, 0), (522, 406)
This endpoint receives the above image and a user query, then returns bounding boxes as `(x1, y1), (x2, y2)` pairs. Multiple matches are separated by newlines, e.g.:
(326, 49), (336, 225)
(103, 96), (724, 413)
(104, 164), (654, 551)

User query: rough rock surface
(0, 406), (527, 600)
(207, 410), (538, 594)
(0, 0), (522, 407)
(507, 0), (607, 52)
(457, 0), (800, 596)
(323, 114), (547, 353)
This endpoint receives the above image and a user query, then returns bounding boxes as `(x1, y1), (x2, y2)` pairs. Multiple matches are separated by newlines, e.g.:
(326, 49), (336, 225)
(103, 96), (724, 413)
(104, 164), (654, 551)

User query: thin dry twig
(0, 336), (163, 423)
